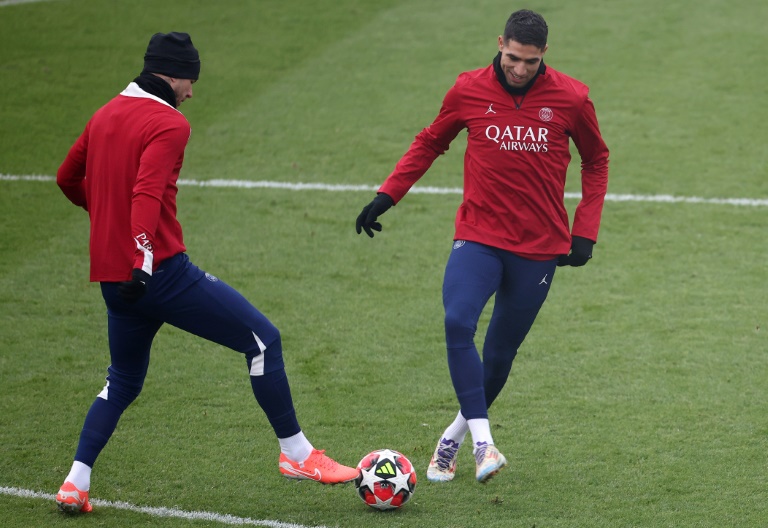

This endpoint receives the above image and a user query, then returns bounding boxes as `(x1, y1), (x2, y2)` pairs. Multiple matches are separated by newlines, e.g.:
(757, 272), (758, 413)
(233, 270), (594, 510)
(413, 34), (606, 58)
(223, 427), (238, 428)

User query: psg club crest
(538, 107), (553, 121)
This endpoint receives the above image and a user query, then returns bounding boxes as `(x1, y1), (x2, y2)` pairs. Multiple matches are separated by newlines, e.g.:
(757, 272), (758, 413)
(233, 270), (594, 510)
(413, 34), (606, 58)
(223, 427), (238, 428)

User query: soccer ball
(354, 449), (417, 510)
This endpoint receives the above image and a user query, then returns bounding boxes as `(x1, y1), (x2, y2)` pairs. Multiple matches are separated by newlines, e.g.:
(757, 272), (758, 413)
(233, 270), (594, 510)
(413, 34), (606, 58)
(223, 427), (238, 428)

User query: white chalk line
(0, 0), (57, 7)
(0, 486), (329, 528)
(2, 173), (768, 207)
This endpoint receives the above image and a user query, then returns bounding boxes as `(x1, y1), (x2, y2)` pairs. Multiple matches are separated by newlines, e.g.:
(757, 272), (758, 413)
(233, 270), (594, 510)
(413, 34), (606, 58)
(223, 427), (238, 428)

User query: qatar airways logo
(485, 125), (549, 152)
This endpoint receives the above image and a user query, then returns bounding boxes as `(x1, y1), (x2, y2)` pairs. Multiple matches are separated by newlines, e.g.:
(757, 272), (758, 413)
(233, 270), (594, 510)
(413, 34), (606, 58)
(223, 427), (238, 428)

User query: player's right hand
(356, 193), (394, 238)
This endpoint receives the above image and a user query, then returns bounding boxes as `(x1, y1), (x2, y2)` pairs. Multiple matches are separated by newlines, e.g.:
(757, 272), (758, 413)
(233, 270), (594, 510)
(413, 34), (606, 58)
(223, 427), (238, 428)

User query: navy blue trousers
(443, 241), (557, 420)
(74, 253), (299, 467)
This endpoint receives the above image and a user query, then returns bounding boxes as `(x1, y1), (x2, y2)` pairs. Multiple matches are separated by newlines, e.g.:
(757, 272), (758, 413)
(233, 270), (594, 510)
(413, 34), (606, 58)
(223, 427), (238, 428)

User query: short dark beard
(492, 51), (546, 96)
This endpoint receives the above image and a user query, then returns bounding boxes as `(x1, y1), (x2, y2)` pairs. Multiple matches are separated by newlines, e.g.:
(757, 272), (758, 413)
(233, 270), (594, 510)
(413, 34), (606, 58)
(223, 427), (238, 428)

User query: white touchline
(2, 174), (768, 207)
(0, 486), (330, 528)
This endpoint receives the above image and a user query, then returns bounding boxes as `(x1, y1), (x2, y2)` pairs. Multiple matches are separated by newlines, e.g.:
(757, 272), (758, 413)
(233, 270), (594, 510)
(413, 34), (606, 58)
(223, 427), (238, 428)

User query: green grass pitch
(1, 0), (767, 527)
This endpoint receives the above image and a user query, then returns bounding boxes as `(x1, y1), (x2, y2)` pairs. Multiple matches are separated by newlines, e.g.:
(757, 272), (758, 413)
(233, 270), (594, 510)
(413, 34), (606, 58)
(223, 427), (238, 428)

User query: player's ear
(497, 35), (504, 51)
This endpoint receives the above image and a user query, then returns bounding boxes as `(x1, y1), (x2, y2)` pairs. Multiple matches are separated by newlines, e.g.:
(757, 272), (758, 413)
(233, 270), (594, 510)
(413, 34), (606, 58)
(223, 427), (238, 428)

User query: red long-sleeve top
(57, 83), (190, 281)
(379, 63), (609, 260)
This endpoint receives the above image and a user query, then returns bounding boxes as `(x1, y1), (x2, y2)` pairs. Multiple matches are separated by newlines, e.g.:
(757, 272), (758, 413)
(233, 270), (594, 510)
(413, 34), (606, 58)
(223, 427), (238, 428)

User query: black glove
(355, 193), (394, 238)
(557, 236), (594, 267)
(117, 268), (151, 303)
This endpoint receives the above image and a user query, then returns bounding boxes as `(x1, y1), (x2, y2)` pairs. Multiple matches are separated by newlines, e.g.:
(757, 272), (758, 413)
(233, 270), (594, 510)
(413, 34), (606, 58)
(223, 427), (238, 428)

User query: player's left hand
(356, 193), (394, 238)
(117, 268), (151, 302)
(557, 235), (594, 267)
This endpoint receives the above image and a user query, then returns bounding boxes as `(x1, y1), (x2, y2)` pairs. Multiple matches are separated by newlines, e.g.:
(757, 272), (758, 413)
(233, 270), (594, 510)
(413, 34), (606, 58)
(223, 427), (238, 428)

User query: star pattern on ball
(355, 449), (416, 510)
(358, 462), (380, 490)
(373, 449), (412, 496)
(387, 467), (413, 496)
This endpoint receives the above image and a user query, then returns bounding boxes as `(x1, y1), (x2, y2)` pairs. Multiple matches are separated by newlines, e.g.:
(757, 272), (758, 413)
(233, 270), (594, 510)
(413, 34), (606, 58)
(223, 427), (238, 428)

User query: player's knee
(444, 310), (476, 345)
(103, 368), (146, 409)
(99, 379), (143, 409)
(247, 323), (280, 354)
(247, 335), (285, 376)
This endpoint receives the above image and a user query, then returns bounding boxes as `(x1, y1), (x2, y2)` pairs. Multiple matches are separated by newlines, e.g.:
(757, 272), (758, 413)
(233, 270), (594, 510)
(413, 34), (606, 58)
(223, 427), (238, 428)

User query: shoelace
(309, 450), (339, 470)
(474, 442), (489, 465)
(435, 440), (459, 470)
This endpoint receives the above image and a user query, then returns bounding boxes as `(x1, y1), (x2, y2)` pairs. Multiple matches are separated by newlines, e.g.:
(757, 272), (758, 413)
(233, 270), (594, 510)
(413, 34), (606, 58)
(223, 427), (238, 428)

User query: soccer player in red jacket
(356, 10), (609, 483)
(55, 32), (357, 514)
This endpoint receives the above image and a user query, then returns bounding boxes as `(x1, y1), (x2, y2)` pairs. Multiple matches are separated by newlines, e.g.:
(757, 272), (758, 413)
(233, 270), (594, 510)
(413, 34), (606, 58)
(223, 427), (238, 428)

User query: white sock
(467, 418), (494, 451)
(278, 431), (313, 463)
(441, 410), (469, 444)
(65, 461), (92, 491)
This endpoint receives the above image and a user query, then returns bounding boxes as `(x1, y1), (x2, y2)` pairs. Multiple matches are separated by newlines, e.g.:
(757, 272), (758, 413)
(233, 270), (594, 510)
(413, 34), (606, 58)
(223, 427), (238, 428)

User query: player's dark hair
(503, 9), (548, 49)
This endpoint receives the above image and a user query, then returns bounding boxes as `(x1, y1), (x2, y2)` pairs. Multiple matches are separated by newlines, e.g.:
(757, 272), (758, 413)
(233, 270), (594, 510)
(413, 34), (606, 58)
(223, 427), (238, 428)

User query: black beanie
(142, 32), (200, 81)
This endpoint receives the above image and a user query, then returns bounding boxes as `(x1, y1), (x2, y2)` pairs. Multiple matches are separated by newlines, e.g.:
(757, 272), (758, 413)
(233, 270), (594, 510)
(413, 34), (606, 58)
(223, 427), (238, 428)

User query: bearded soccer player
(356, 10), (609, 483)
(55, 32), (358, 514)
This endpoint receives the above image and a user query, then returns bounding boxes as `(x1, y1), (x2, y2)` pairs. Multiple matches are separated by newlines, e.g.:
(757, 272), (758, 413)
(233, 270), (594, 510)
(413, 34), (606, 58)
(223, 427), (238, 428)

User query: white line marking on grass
(0, 0), (57, 6)
(0, 486), (330, 528)
(3, 173), (768, 207)
(0, 174), (54, 182)
(186, 178), (381, 193)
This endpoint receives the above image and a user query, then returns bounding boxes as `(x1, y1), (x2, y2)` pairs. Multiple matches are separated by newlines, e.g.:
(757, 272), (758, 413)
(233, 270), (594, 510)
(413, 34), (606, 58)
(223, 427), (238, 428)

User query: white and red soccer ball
(354, 449), (417, 510)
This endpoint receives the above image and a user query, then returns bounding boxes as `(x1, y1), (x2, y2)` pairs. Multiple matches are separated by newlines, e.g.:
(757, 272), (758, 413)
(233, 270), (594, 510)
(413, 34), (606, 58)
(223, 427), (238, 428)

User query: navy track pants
(74, 253), (299, 467)
(442, 241), (557, 420)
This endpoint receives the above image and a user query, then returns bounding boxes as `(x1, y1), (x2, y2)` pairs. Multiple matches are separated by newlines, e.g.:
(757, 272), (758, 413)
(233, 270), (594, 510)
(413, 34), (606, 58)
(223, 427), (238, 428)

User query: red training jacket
(57, 83), (190, 282)
(379, 63), (609, 260)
